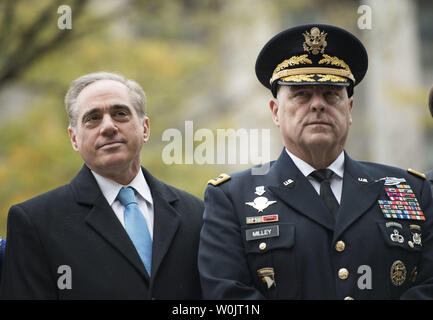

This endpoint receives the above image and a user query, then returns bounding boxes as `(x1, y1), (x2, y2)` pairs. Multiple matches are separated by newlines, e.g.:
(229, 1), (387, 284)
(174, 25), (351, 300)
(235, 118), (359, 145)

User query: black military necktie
(310, 169), (340, 218)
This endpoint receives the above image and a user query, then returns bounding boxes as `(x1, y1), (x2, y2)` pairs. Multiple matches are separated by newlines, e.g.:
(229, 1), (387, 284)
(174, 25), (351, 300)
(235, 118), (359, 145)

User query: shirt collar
(91, 169), (153, 206)
(285, 148), (345, 179)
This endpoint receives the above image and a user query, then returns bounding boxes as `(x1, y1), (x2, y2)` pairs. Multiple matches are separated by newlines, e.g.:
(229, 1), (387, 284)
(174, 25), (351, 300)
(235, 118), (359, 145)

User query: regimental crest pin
(246, 197), (277, 212)
(255, 186), (266, 196)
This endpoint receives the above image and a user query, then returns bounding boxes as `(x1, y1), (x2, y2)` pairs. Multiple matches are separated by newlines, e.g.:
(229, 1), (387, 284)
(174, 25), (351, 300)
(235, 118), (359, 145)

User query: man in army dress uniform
(198, 24), (433, 299)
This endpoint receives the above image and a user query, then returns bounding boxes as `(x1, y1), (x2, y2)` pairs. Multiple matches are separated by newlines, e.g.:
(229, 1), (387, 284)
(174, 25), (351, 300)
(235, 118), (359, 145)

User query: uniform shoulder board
(208, 173), (231, 186)
(407, 168), (426, 180)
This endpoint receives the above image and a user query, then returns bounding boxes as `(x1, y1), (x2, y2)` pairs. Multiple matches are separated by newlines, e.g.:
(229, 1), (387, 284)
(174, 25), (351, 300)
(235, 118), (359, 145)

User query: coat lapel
(266, 150), (335, 231)
(72, 166), (183, 285)
(71, 165), (150, 282)
(141, 168), (181, 285)
(332, 154), (384, 242)
(265, 150), (385, 234)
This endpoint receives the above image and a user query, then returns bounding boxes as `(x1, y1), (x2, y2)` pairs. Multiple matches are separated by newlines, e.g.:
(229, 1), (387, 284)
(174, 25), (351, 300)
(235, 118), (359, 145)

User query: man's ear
(68, 126), (79, 151)
(142, 116), (150, 143)
(269, 98), (280, 127)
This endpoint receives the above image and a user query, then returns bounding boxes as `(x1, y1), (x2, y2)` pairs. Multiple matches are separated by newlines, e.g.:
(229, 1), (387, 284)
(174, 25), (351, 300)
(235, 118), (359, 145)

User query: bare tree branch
(0, 0), (88, 88)
(0, 0), (136, 90)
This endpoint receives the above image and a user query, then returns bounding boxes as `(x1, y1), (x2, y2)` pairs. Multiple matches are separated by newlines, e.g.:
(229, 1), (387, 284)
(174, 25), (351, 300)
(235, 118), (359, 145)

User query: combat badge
(257, 267), (276, 289)
(390, 260), (406, 286)
(383, 177), (406, 186)
(208, 173), (231, 186)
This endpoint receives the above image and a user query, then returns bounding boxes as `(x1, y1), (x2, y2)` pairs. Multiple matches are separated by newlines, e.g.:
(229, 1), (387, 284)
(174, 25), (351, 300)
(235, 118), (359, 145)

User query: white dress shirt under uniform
(92, 169), (154, 239)
(285, 149), (344, 204)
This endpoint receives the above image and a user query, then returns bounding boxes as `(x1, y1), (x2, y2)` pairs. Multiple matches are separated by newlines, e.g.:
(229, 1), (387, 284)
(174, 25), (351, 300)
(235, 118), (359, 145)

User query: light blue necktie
(117, 186), (152, 275)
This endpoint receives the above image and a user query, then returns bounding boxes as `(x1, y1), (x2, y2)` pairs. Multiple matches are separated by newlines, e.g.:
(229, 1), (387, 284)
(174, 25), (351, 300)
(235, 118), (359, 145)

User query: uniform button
(338, 268), (349, 280)
(335, 240), (346, 252)
(344, 296), (354, 300)
(259, 242), (267, 250)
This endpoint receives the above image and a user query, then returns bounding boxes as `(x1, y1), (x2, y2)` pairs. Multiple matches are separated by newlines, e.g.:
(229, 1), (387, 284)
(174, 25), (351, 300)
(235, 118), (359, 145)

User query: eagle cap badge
(303, 27), (327, 55)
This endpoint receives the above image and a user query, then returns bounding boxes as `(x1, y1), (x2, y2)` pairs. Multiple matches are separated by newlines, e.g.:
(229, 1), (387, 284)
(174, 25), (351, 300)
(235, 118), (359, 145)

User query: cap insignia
(303, 27), (327, 55)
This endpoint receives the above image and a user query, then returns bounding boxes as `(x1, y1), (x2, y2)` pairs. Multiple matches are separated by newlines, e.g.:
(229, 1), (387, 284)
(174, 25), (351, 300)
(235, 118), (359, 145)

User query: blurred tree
(0, 0), (85, 89)
(3, 0), (410, 239)
(0, 0), (134, 90)
(0, 0), (230, 236)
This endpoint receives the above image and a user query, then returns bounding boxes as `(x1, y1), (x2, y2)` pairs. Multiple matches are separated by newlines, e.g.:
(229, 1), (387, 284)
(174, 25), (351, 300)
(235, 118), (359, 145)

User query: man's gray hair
(65, 72), (146, 130)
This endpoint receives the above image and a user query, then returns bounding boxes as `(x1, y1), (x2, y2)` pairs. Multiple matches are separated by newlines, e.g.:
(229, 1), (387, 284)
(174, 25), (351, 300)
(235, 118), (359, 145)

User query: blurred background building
(0, 0), (432, 236)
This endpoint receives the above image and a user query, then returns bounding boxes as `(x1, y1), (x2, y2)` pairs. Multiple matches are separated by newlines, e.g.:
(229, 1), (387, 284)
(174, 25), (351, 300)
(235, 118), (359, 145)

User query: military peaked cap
(255, 24), (368, 97)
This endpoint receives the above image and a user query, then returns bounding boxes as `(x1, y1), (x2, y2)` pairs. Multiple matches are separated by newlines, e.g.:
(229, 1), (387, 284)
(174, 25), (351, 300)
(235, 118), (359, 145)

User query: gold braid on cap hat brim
(270, 54), (355, 85)
(270, 67), (355, 85)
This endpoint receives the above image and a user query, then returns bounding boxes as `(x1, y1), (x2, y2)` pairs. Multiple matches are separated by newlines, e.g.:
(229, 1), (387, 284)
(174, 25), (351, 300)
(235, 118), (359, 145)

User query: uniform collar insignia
(283, 179), (293, 186)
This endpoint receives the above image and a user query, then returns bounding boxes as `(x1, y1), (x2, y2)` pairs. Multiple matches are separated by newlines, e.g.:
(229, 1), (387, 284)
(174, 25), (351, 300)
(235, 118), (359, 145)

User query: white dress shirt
(285, 149), (344, 204)
(91, 169), (154, 239)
